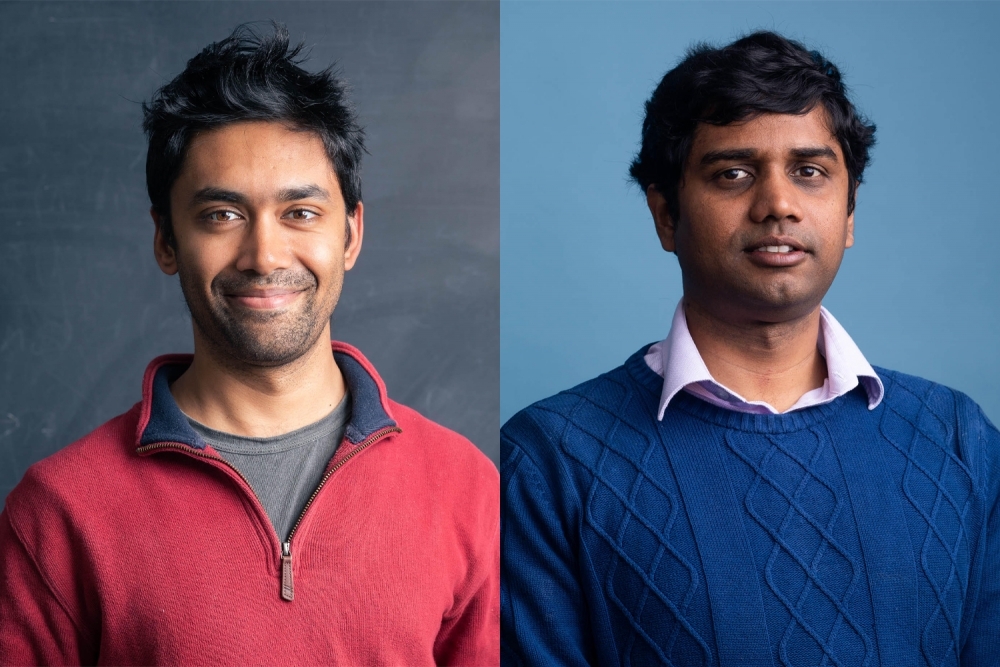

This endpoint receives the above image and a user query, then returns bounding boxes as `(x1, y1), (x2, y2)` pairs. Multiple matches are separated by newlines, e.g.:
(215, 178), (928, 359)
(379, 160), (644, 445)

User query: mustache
(739, 228), (814, 251)
(211, 269), (317, 294)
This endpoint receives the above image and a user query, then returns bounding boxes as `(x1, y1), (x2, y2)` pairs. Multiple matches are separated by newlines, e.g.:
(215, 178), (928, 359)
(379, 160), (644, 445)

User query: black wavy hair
(142, 22), (365, 245)
(629, 31), (876, 221)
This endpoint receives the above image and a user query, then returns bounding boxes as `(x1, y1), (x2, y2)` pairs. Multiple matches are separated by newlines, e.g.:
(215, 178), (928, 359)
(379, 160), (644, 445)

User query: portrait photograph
(1, 0), (500, 497)
(2, 0), (1000, 664)
(0, 1), (498, 664)
(501, 1), (999, 425)
(500, 2), (1000, 665)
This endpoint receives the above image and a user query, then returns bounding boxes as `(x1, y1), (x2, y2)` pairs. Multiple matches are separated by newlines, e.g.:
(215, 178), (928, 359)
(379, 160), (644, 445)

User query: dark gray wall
(0, 1), (499, 503)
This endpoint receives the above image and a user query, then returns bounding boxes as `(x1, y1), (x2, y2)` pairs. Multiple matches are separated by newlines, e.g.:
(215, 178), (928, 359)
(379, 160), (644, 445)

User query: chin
(197, 302), (332, 368)
(736, 288), (825, 322)
(219, 324), (326, 366)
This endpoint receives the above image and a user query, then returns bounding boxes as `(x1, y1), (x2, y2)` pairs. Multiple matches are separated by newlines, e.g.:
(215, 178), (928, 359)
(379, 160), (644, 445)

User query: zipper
(137, 424), (401, 602)
(276, 425), (401, 600)
(281, 541), (294, 601)
(136, 441), (260, 496)
(284, 425), (401, 544)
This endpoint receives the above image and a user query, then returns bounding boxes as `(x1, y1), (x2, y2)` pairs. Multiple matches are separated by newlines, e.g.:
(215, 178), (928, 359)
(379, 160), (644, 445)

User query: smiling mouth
(224, 289), (306, 310)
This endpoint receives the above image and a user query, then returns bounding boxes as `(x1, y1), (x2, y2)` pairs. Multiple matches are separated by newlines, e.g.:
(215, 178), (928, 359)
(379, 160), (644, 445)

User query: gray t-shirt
(187, 394), (351, 542)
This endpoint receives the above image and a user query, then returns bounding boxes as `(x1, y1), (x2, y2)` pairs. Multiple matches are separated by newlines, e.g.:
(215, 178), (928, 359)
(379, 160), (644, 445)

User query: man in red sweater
(0, 23), (498, 666)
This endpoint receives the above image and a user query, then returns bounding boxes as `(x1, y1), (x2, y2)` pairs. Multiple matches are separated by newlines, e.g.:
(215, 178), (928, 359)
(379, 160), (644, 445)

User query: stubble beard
(688, 228), (838, 323)
(178, 263), (339, 369)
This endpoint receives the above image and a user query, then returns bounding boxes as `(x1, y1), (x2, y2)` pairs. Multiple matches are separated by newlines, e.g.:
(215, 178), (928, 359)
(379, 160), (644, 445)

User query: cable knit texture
(500, 346), (1000, 667)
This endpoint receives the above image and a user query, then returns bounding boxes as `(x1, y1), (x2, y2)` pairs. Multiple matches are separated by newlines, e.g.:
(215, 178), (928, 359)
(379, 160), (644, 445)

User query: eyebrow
(278, 184), (331, 202)
(190, 184), (331, 207)
(191, 187), (247, 206)
(699, 149), (755, 166)
(789, 146), (838, 162)
(699, 145), (839, 166)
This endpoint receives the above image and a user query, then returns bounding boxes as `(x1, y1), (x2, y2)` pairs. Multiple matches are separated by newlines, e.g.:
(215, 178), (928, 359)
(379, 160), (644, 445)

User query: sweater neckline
(624, 344), (856, 434)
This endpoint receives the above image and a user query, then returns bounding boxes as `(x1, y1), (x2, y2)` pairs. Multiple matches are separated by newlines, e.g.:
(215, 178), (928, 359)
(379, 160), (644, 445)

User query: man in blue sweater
(500, 31), (1000, 666)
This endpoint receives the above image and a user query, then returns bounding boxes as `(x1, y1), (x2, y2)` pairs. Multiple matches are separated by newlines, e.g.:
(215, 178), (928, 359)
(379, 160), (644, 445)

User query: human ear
(646, 185), (677, 253)
(344, 202), (364, 271)
(151, 208), (179, 276)
(845, 181), (858, 249)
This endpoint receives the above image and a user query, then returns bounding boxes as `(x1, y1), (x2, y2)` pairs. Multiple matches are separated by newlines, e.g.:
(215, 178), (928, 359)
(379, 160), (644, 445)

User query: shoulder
(501, 348), (658, 478)
(503, 367), (624, 447)
(387, 399), (498, 489)
(8, 405), (140, 504)
(876, 365), (992, 430)
(4, 404), (142, 547)
(380, 401), (498, 550)
(877, 366), (969, 414)
(875, 366), (1000, 490)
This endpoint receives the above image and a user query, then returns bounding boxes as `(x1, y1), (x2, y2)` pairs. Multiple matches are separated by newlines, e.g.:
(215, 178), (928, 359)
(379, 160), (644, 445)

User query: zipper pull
(281, 541), (294, 601)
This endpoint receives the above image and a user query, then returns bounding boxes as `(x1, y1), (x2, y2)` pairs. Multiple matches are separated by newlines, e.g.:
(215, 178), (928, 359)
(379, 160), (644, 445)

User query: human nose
(235, 215), (293, 275)
(749, 169), (803, 224)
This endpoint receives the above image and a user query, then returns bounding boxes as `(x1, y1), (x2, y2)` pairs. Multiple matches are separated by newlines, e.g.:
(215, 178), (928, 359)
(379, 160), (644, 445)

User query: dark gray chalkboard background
(0, 1), (499, 504)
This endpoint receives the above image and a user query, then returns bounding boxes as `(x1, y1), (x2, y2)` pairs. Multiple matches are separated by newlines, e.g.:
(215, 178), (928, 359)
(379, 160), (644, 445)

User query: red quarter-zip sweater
(0, 342), (499, 666)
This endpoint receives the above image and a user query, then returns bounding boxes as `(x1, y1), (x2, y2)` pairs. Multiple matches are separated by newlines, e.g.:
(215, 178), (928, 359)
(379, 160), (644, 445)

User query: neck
(170, 323), (346, 437)
(683, 299), (827, 412)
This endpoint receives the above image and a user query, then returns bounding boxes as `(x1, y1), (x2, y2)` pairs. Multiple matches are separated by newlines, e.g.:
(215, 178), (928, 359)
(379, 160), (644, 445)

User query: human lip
(224, 288), (304, 309)
(744, 236), (808, 267)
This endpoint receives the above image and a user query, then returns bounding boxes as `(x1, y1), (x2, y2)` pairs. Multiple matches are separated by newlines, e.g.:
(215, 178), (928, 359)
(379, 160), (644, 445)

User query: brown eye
(798, 166), (820, 177)
(721, 168), (750, 181)
(207, 210), (240, 222)
(286, 209), (318, 220)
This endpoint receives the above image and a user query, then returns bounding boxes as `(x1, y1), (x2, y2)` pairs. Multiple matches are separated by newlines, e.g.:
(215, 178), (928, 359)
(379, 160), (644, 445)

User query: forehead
(175, 121), (340, 197)
(689, 107), (842, 161)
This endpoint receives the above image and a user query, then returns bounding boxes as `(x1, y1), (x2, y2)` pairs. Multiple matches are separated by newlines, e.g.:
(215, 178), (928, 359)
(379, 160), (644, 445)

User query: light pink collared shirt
(644, 301), (884, 420)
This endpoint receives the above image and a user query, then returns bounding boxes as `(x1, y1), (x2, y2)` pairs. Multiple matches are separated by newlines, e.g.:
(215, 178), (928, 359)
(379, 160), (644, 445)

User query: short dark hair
(629, 31), (876, 219)
(142, 22), (365, 245)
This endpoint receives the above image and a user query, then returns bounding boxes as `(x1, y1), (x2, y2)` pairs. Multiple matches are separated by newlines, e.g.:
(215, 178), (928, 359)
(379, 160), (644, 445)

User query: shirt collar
(817, 306), (884, 411)
(136, 341), (398, 449)
(647, 300), (884, 420)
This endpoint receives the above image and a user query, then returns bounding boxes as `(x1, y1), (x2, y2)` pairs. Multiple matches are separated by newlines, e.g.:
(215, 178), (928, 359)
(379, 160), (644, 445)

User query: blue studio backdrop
(500, 1), (1000, 425)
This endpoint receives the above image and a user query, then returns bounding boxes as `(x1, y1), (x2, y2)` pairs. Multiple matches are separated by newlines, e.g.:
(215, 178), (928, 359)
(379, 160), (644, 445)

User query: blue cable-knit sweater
(500, 346), (1000, 667)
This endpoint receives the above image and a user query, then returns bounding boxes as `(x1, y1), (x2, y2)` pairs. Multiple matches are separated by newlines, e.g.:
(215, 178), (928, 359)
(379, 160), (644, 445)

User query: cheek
(818, 203), (852, 251)
(681, 207), (736, 262)
(177, 240), (230, 288)
(294, 235), (344, 283)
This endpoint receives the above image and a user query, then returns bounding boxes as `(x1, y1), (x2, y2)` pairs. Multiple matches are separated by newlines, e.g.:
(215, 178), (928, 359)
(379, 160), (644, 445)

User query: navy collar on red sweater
(138, 348), (398, 450)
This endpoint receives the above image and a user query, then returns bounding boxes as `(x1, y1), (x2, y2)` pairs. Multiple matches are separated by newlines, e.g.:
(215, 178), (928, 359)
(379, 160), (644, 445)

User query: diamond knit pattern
(724, 429), (870, 667)
(554, 376), (713, 666)
(879, 378), (975, 667)
(500, 349), (1000, 666)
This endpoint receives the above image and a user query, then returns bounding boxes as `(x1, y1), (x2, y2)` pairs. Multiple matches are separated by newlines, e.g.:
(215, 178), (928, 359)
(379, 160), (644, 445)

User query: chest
(82, 459), (457, 665)
(573, 416), (979, 667)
